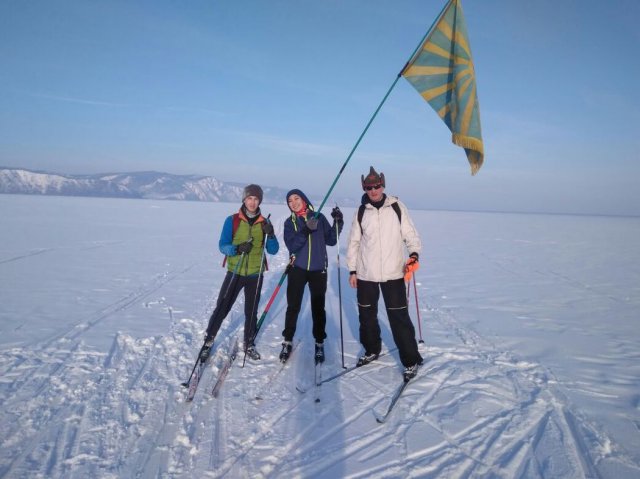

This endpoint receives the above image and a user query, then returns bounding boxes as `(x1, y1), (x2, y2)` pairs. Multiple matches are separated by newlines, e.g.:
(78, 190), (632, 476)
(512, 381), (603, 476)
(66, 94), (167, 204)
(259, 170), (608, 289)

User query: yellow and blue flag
(402, 0), (483, 174)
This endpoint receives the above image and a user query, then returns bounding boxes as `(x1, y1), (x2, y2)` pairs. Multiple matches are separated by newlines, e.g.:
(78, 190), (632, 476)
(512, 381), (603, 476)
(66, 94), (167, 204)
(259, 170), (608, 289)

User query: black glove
(331, 206), (343, 222)
(262, 221), (274, 237)
(236, 240), (253, 255)
(306, 216), (318, 231)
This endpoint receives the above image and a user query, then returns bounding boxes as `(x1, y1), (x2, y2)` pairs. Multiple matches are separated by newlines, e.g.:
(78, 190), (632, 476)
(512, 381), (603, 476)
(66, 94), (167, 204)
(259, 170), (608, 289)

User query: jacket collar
(362, 193), (388, 209)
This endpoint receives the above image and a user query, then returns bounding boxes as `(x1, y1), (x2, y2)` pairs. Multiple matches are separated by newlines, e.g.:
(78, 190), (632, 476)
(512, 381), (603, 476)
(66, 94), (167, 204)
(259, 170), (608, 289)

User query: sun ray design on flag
(402, 0), (483, 174)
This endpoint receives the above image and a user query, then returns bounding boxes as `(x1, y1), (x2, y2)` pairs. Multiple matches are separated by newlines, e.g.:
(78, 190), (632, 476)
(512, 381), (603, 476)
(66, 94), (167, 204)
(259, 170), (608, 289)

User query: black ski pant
(205, 271), (263, 346)
(282, 266), (328, 343)
(356, 278), (422, 368)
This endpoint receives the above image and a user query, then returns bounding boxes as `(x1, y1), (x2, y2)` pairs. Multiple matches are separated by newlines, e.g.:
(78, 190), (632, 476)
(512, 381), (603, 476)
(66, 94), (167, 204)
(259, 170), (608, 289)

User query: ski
(313, 361), (322, 403)
(183, 343), (214, 402)
(185, 363), (204, 402)
(314, 347), (399, 388)
(295, 354), (324, 401)
(212, 337), (239, 398)
(375, 371), (418, 423)
(255, 341), (299, 400)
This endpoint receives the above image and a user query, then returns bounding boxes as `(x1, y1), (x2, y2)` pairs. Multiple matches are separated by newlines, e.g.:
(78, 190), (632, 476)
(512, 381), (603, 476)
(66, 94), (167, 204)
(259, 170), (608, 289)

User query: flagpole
(315, 0), (454, 215)
(402, 0), (454, 74)
(315, 75), (401, 215)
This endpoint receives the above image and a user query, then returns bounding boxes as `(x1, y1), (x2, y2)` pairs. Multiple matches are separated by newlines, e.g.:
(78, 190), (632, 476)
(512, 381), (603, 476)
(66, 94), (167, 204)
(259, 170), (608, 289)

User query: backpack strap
(391, 202), (402, 223)
(358, 202), (401, 234)
(222, 213), (242, 267)
(232, 213), (241, 236)
(357, 205), (366, 235)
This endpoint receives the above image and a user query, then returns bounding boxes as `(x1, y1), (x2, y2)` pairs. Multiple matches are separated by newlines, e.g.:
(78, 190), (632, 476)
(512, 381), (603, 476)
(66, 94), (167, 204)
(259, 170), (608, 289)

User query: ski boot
(245, 344), (261, 360)
(356, 352), (379, 367)
(403, 363), (419, 382)
(314, 342), (325, 364)
(279, 341), (293, 363)
(200, 336), (214, 362)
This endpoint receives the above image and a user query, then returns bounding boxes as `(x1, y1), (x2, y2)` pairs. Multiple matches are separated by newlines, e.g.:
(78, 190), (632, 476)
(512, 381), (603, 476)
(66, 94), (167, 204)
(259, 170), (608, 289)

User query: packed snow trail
(3, 288), (636, 478)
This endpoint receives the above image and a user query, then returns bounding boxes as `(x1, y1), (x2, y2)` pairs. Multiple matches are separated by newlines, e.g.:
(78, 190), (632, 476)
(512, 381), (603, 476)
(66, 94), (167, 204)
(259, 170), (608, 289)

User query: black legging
(282, 266), (328, 343)
(356, 277), (422, 367)
(205, 271), (263, 345)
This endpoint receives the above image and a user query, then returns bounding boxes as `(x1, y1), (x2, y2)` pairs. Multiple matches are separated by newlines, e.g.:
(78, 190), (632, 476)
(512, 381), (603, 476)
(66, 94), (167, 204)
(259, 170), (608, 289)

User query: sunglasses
(364, 184), (382, 191)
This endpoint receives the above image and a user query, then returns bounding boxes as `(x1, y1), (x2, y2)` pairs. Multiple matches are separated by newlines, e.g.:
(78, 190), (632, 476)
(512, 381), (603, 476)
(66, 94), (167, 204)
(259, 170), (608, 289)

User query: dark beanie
(243, 184), (263, 204)
(361, 166), (385, 189)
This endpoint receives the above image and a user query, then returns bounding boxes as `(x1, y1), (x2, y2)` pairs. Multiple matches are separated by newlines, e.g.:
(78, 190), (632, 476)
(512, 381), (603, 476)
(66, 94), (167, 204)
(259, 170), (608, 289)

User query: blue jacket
(283, 189), (340, 271)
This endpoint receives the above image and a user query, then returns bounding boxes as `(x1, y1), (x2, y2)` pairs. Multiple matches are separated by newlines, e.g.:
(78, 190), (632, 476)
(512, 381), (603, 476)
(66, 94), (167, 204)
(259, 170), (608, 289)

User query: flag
(402, 0), (483, 174)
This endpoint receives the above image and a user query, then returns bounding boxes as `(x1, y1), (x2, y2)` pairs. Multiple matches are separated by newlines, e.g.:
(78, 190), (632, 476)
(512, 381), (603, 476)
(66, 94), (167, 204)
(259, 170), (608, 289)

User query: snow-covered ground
(1, 194), (639, 478)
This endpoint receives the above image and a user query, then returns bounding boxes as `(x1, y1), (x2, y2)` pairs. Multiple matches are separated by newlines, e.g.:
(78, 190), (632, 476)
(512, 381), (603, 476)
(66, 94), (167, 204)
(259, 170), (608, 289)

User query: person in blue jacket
(280, 189), (343, 363)
(202, 184), (279, 361)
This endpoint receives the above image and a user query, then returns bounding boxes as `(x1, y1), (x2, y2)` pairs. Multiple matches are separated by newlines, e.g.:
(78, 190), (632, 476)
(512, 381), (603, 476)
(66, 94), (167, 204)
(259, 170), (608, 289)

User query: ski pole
(249, 255), (294, 347)
(335, 213), (346, 369)
(182, 251), (247, 387)
(242, 215), (271, 367)
(181, 342), (210, 387)
(412, 274), (424, 344)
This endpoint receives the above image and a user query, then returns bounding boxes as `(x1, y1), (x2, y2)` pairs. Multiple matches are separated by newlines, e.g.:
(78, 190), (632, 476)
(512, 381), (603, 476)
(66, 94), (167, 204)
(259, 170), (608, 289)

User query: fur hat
(361, 166), (385, 190)
(242, 184), (263, 204)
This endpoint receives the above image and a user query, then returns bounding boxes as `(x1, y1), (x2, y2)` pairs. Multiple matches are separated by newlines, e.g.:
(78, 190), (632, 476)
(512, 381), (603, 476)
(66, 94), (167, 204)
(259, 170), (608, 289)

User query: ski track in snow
(39, 262), (200, 349)
(0, 248), (53, 265)
(1, 272), (639, 477)
(0, 240), (128, 266)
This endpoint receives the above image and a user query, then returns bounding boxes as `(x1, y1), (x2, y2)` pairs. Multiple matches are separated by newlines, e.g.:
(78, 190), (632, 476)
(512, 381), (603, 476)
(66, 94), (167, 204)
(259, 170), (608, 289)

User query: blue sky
(1, 0), (639, 216)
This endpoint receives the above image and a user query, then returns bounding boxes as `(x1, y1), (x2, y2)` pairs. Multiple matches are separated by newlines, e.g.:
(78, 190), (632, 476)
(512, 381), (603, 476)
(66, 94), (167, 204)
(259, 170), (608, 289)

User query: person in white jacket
(346, 166), (423, 381)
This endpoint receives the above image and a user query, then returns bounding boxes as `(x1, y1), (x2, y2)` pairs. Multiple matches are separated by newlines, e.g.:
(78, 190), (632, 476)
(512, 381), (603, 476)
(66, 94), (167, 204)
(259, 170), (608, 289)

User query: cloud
(163, 106), (224, 116)
(213, 128), (345, 159)
(29, 92), (131, 108)
(27, 92), (224, 117)
(258, 135), (342, 158)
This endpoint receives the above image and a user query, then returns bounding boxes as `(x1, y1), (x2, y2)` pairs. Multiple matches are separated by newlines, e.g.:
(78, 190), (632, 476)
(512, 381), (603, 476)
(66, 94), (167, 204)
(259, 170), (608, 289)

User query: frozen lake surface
(1, 194), (639, 478)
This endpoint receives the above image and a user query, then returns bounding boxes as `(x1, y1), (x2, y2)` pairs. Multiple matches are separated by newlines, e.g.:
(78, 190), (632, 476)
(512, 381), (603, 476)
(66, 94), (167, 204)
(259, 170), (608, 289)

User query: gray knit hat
(242, 184), (263, 204)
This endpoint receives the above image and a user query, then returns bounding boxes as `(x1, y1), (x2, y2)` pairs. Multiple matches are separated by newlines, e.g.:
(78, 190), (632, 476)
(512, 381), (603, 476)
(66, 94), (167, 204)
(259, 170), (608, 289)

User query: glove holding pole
(404, 252), (420, 282)
(304, 216), (319, 233)
(331, 206), (344, 231)
(262, 217), (275, 238)
(236, 239), (253, 255)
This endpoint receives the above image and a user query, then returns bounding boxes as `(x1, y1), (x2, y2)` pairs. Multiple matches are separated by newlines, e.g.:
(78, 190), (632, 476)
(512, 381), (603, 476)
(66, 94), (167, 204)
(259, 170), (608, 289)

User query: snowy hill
(0, 167), (291, 204)
(1, 196), (639, 478)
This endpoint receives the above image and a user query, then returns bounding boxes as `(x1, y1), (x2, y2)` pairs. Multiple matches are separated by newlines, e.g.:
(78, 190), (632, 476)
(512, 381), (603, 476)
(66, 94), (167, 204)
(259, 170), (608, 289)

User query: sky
(1, 0), (639, 216)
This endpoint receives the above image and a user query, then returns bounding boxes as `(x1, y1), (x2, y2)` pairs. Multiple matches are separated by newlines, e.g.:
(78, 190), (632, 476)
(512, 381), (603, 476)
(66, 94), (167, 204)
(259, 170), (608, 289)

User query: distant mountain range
(0, 167), (295, 204)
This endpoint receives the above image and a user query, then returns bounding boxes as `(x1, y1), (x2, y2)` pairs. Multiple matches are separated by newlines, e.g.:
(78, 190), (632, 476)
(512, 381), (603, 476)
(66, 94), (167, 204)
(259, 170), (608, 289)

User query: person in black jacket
(280, 189), (343, 363)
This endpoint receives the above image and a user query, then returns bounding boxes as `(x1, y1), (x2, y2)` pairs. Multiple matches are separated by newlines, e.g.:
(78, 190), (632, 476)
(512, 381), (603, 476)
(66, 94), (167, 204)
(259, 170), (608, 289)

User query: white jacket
(346, 196), (421, 282)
